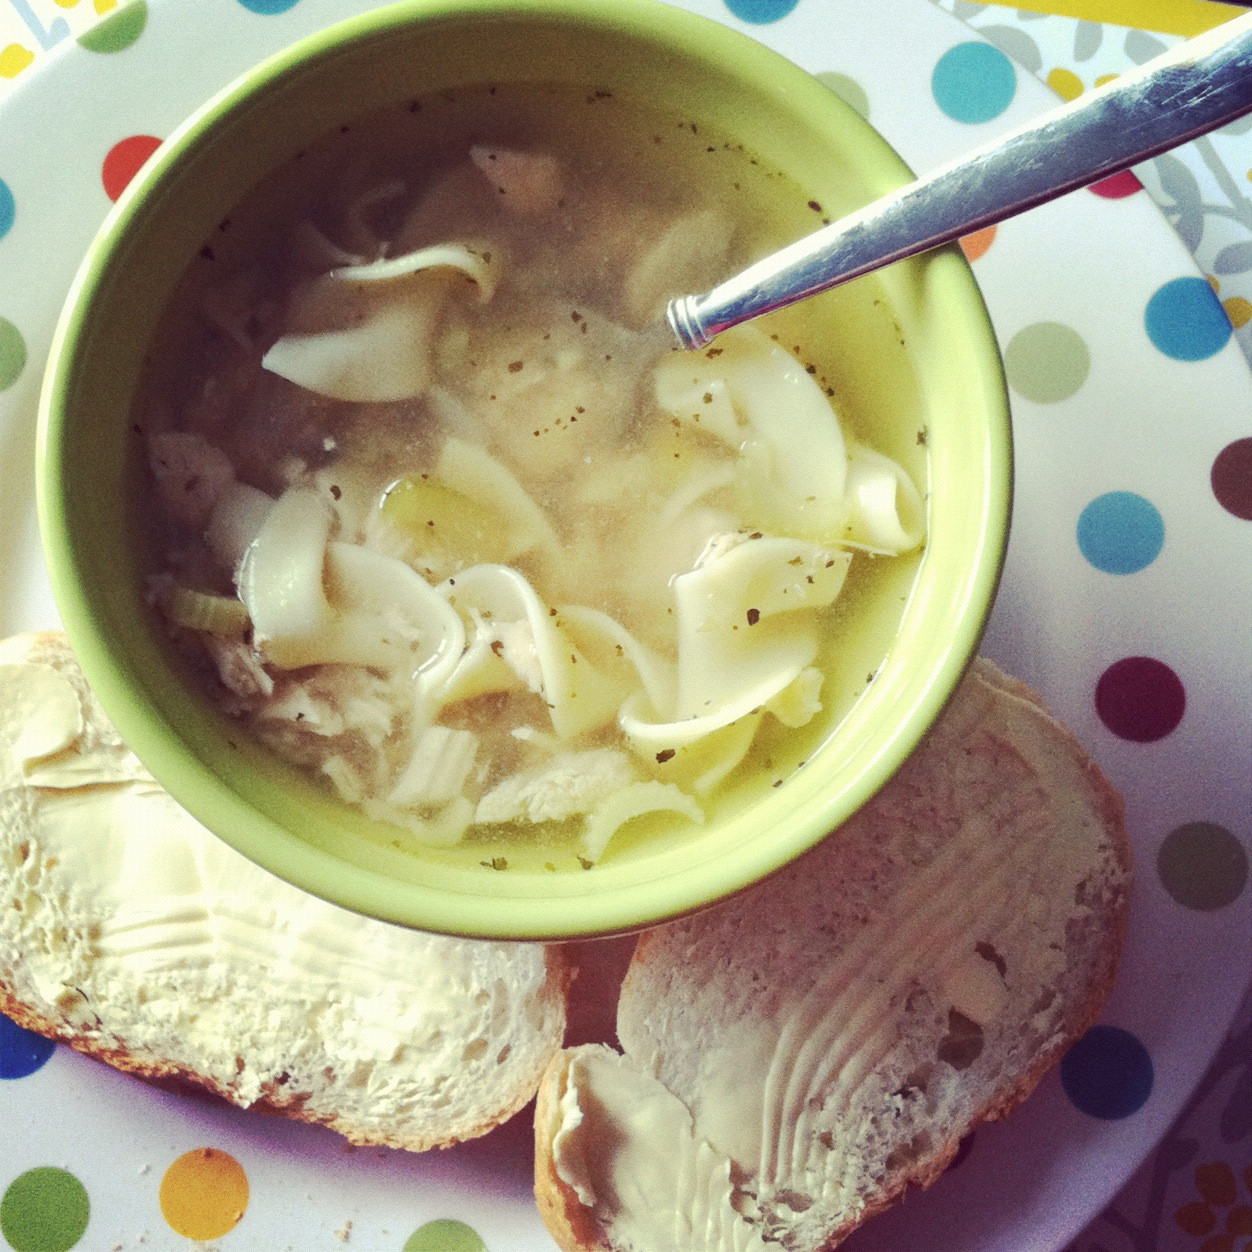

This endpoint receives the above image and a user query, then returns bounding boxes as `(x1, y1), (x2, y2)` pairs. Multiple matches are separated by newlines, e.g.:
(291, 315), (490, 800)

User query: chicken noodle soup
(137, 86), (926, 866)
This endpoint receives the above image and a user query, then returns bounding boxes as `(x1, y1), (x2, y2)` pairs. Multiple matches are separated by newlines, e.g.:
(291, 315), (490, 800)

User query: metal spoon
(666, 13), (1252, 350)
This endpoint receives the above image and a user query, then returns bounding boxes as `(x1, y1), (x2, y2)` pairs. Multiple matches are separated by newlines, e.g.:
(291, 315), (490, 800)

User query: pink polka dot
(1095, 656), (1185, 742)
(101, 134), (162, 202)
(1089, 169), (1142, 200)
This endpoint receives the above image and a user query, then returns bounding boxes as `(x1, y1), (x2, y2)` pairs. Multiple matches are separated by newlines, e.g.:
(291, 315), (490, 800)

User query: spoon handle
(667, 12), (1252, 349)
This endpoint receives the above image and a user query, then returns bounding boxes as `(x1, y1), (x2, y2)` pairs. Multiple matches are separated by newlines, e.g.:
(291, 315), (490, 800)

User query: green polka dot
(816, 71), (869, 120)
(78, 1), (148, 53)
(1003, 321), (1090, 403)
(0, 318), (27, 392)
(1, 1168), (90, 1252)
(404, 1219), (488, 1252)
(1157, 821), (1248, 911)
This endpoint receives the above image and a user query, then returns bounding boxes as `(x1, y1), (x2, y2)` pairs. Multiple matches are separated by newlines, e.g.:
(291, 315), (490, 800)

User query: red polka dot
(1095, 656), (1185, 742)
(1211, 437), (1252, 520)
(101, 134), (162, 201)
(1089, 169), (1143, 200)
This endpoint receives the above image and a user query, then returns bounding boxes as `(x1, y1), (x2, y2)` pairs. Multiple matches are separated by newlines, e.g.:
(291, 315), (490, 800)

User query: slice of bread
(535, 658), (1132, 1252)
(0, 631), (569, 1152)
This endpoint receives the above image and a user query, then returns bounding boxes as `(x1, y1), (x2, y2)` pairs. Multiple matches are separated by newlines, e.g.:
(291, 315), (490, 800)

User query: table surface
(0, 2), (1249, 1251)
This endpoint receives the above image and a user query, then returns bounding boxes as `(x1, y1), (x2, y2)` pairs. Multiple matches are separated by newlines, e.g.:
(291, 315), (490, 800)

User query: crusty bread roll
(0, 630), (569, 1152)
(535, 658), (1131, 1251)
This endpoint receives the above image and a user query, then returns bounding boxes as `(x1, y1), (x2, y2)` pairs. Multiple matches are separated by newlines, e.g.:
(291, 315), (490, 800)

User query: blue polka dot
(1145, 276), (1232, 361)
(235, 0), (300, 13)
(1077, 492), (1165, 574)
(0, 1013), (55, 1080)
(932, 42), (1016, 124)
(0, 180), (13, 242)
(1060, 1024), (1153, 1120)
(723, 0), (799, 20)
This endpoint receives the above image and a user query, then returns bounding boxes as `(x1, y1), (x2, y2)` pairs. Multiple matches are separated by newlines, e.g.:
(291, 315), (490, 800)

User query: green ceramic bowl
(37, 0), (1011, 940)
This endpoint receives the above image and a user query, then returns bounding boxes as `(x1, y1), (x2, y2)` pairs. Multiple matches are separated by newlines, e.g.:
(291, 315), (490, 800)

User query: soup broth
(136, 85), (927, 866)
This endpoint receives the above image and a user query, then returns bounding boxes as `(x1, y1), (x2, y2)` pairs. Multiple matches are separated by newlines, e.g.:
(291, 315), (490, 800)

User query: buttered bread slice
(535, 659), (1131, 1251)
(0, 631), (569, 1152)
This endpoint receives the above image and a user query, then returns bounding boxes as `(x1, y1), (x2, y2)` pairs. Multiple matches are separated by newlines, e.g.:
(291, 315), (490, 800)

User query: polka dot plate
(1, 0), (1250, 1249)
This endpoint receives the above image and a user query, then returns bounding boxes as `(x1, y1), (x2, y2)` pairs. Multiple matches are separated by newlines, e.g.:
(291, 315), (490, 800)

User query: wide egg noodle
(261, 242), (498, 403)
(840, 441), (926, 554)
(261, 301), (443, 403)
(581, 780), (704, 864)
(437, 564), (626, 741)
(655, 325), (849, 542)
(553, 604), (677, 720)
(672, 535), (850, 722)
(325, 241), (499, 297)
(618, 696), (760, 795)
(434, 434), (563, 564)
(433, 606), (529, 707)
(653, 370), (740, 446)
(240, 486), (466, 678)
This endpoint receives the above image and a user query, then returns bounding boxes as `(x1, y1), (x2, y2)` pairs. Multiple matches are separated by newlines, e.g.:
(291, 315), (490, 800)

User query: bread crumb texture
(538, 658), (1132, 1252)
(0, 631), (567, 1153)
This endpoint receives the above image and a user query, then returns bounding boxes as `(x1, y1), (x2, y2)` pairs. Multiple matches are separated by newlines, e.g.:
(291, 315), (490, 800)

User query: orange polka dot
(960, 225), (997, 263)
(159, 1147), (249, 1241)
(1222, 296), (1251, 328)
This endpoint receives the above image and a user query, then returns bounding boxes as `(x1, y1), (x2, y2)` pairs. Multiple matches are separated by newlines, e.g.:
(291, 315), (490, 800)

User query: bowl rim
(36, 0), (1012, 940)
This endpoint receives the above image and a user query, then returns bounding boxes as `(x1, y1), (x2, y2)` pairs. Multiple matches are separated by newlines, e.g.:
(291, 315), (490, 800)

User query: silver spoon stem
(667, 12), (1252, 350)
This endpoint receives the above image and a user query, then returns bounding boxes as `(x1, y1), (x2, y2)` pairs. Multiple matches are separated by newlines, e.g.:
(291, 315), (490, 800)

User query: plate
(1, 0), (1249, 1249)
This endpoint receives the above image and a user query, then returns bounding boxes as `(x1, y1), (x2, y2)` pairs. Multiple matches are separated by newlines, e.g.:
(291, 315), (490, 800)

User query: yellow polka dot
(1046, 67), (1084, 102)
(1223, 296), (1252, 328)
(93, 0), (119, 11)
(0, 44), (35, 79)
(1095, 73), (1119, 88)
(159, 1148), (249, 1241)
(52, 0), (79, 8)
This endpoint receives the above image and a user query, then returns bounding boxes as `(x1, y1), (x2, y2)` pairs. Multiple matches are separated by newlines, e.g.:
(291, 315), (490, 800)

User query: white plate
(0, 1), (1249, 1249)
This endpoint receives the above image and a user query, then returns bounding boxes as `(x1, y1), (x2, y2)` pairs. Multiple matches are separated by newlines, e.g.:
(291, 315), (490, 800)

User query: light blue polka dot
(235, 0), (300, 14)
(723, 0), (800, 20)
(1060, 1024), (1153, 1120)
(0, 1012), (55, 1080)
(1077, 492), (1165, 574)
(0, 180), (13, 241)
(1145, 276), (1231, 361)
(932, 42), (1016, 124)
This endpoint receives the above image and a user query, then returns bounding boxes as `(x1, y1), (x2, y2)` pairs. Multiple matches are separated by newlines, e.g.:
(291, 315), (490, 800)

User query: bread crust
(534, 1051), (615, 1252)
(0, 948), (572, 1151)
